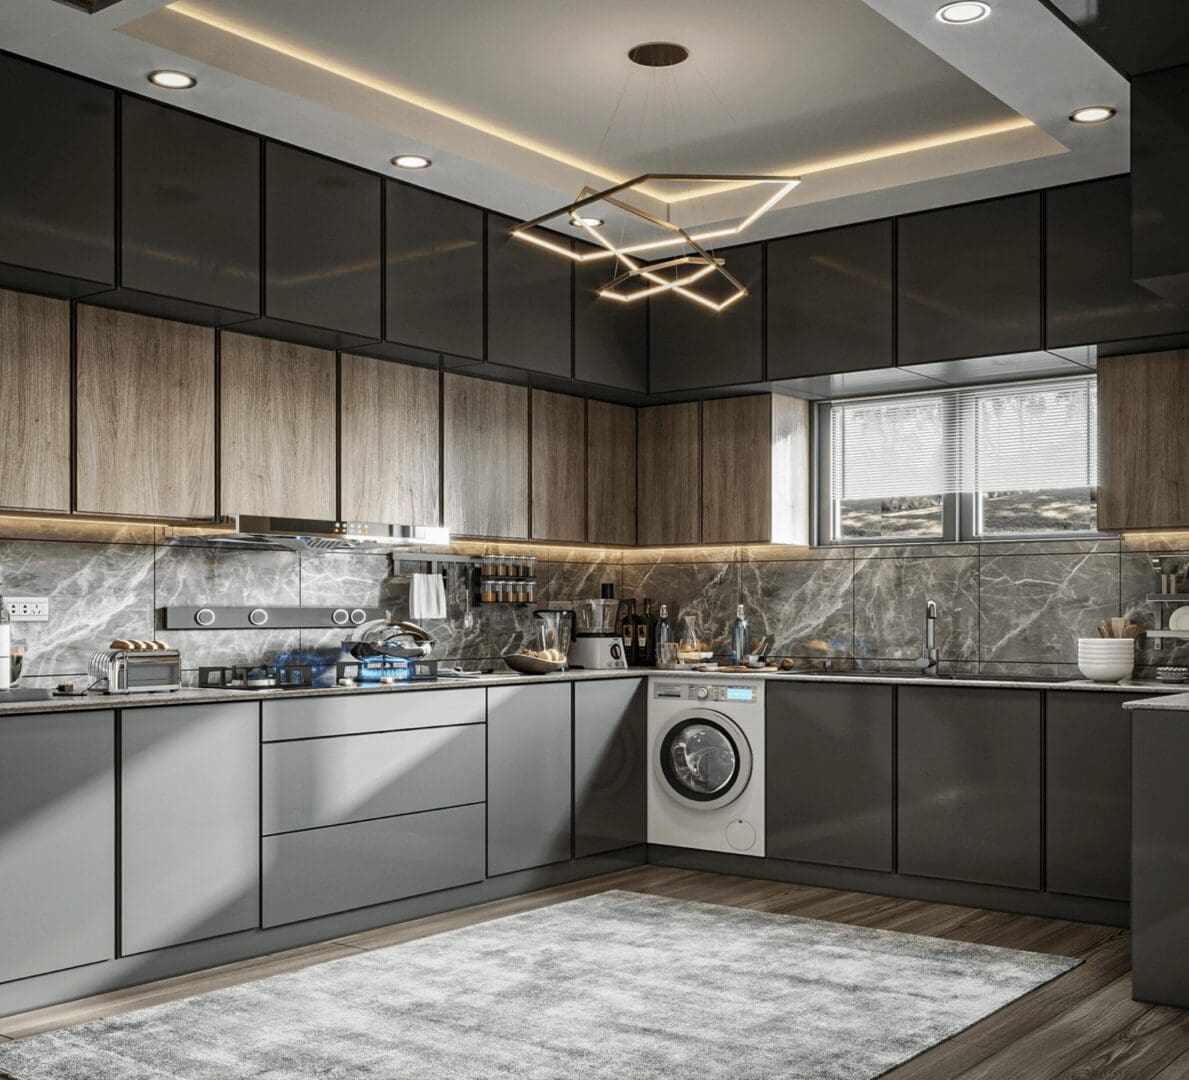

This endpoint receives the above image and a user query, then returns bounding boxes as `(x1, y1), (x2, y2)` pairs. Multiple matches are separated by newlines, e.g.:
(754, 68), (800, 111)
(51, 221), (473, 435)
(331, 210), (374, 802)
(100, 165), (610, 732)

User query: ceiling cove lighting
(391, 153), (432, 169)
(935, 2), (991, 24)
(1069, 105), (1116, 124)
(147, 69), (196, 89)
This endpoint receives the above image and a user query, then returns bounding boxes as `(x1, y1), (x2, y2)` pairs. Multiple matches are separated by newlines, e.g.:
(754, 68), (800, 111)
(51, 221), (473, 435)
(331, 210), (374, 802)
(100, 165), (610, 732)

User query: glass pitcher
(533, 609), (576, 663)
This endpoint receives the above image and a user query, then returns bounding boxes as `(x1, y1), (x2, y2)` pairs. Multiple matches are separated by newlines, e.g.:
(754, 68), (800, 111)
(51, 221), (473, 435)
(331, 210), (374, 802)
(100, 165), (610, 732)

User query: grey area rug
(0, 890), (1078, 1080)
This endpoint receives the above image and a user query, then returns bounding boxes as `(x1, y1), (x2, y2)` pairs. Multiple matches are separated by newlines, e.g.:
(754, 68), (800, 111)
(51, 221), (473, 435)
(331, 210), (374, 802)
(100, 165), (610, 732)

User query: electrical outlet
(5, 597), (49, 622)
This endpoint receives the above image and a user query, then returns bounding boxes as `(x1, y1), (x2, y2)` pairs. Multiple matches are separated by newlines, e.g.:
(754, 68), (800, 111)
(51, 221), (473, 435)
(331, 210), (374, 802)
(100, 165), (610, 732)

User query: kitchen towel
(409, 572), (447, 620)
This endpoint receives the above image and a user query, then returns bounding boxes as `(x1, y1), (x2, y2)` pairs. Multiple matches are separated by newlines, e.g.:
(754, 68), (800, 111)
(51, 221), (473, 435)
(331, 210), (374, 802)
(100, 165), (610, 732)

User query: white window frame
(815, 376), (1105, 546)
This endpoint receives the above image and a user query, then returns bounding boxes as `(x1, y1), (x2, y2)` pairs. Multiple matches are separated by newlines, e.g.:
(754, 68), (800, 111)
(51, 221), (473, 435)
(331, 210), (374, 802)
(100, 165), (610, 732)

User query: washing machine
(647, 676), (765, 857)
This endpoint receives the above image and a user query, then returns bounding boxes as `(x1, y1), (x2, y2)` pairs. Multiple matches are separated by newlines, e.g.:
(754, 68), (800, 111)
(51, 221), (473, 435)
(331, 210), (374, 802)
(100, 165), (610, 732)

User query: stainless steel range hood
(170, 516), (451, 553)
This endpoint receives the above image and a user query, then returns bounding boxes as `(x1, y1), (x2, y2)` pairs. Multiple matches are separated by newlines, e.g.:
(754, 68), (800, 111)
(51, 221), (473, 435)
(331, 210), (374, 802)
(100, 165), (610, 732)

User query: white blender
(568, 589), (628, 670)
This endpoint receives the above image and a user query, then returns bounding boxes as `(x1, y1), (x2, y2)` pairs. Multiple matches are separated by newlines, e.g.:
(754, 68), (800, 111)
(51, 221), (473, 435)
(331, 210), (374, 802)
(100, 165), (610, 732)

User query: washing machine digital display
(724, 686), (755, 703)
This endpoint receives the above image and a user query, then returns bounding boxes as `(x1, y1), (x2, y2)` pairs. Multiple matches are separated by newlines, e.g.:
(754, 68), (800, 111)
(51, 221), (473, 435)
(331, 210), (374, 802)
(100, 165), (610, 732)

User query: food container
(1077, 638), (1135, 682)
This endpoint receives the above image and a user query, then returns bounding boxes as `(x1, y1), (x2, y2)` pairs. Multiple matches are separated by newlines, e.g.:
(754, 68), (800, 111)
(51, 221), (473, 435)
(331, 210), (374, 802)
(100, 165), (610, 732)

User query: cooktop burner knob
(195, 608), (216, 627)
(248, 608), (268, 626)
(350, 608), (367, 625)
(332, 608), (349, 626)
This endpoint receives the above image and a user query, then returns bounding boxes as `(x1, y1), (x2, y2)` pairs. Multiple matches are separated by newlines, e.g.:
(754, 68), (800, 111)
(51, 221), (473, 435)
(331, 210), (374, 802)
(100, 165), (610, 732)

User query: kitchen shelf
(1145, 630), (1189, 641)
(1145, 594), (1189, 602)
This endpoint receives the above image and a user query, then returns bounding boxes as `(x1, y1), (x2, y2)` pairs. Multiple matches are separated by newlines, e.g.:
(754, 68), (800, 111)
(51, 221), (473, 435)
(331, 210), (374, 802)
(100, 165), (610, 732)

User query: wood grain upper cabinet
(76, 306), (215, 519)
(0, 54), (114, 297)
(531, 390), (585, 542)
(648, 243), (763, 393)
(898, 193), (1042, 365)
(116, 96), (260, 324)
(220, 332), (336, 519)
(1046, 176), (1189, 349)
(0, 289), (70, 513)
(242, 142), (380, 349)
(340, 356), (440, 525)
(1097, 351), (1189, 531)
(385, 181), (483, 363)
(573, 244), (648, 392)
(487, 213), (571, 377)
(638, 401), (700, 545)
(702, 394), (809, 545)
(443, 373), (528, 538)
(587, 399), (637, 546)
(767, 221), (894, 379)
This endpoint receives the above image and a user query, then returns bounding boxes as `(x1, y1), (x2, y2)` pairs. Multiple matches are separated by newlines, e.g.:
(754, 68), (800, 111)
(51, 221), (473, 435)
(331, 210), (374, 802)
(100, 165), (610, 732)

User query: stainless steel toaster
(88, 647), (182, 694)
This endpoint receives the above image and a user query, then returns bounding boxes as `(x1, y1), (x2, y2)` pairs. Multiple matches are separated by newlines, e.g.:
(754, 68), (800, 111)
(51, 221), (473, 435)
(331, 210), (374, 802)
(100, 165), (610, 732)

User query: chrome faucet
(916, 599), (940, 676)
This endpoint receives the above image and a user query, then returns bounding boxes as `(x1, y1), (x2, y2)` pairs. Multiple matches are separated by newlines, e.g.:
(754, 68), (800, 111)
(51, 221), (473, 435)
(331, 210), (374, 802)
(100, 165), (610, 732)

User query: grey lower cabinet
(0, 711), (115, 984)
(120, 703), (260, 956)
(1046, 692), (1147, 902)
(897, 687), (1041, 890)
(573, 679), (646, 859)
(1132, 709), (1189, 1008)
(766, 682), (894, 872)
(487, 683), (573, 876)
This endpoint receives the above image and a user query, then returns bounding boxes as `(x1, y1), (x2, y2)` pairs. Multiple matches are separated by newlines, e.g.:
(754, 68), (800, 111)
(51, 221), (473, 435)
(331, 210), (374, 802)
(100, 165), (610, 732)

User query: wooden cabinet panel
(1046, 177), (1189, 349)
(898, 194), (1042, 365)
(767, 220), (894, 379)
(76, 306), (215, 519)
(898, 687), (1041, 890)
(385, 181), (483, 361)
(0, 711), (114, 984)
(487, 683), (573, 876)
(1097, 351), (1189, 531)
(531, 389), (585, 542)
(0, 289), (70, 512)
(487, 213), (571, 377)
(766, 682), (894, 872)
(340, 355), (440, 525)
(637, 402), (700, 546)
(220, 332), (336, 519)
(443, 373), (528, 538)
(120, 703), (260, 956)
(573, 247), (647, 391)
(574, 679), (646, 858)
(648, 243), (763, 393)
(118, 96), (260, 322)
(1046, 692), (1143, 902)
(0, 54), (114, 296)
(587, 399), (636, 546)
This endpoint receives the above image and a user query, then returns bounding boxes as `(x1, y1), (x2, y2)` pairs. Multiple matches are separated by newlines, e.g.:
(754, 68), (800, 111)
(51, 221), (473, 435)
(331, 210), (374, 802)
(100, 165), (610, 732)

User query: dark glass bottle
(638, 597), (652, 665)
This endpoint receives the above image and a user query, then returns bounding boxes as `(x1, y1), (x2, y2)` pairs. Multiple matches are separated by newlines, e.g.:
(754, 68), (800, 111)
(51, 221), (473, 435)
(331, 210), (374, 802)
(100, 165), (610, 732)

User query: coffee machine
(568, 597), (627, 669)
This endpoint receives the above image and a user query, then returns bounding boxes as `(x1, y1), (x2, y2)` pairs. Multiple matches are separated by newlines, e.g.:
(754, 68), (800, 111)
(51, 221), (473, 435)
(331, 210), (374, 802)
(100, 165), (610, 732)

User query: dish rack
(1145, 557), (1189, 648)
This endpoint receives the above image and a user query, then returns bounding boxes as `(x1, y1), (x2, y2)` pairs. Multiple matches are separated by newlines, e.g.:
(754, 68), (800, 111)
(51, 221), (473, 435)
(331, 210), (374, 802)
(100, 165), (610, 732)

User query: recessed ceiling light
(1069, 105), (1116, 124)
(391, 154), (432, 169)
(147, 69), (196, 90)
(935, 2), (990, 24)
(569, 215), (604, 229)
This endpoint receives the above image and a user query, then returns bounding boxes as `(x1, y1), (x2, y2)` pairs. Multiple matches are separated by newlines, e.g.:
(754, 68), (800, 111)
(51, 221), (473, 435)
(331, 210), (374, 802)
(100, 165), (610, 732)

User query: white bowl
(1078, 645), (1136, 656)
(1077, 658), (1134, 682)
(1077, 637), (1135, 648)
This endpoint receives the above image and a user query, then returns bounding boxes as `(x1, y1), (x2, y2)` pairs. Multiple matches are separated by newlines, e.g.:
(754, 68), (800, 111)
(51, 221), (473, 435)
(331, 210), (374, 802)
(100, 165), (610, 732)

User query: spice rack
(477, 555), (538, 606)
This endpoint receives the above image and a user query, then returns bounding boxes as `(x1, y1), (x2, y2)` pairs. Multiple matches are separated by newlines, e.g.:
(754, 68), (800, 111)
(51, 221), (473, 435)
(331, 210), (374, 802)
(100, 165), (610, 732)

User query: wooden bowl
(503, 653), (567, 675)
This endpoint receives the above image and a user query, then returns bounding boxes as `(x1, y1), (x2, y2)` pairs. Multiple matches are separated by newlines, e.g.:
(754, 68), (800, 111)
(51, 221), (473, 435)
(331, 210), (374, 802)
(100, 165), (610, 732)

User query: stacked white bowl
(1077, 638), (1136, 682)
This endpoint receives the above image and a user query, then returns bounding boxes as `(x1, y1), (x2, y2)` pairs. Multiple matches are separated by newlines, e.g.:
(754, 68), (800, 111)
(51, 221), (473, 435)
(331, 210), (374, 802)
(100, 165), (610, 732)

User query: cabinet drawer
(263, 724), (485, 834)
(263, 687), (485, 741)
(262, 803), (485, 926)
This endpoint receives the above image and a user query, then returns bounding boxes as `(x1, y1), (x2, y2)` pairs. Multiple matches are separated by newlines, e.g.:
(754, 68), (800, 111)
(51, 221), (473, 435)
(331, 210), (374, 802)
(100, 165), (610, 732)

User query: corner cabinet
(574, 679), (646, 858)
(648, 242), (764, 392)
(443, 373), (529, 538)
(637, 401), (701, 545)
(587, 399), (637, 546)
(531, 389), (586, 542)
(220, 332), (337, 520)
(1097, 350), (1189, 531)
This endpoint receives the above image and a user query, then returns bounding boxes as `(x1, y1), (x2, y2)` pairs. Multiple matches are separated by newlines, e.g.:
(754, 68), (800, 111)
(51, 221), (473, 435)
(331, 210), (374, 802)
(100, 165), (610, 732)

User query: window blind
(828, 375), (1097, 501)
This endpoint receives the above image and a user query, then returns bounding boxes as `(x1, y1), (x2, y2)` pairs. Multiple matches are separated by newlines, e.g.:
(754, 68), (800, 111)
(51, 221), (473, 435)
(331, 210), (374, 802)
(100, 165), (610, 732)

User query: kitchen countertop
(1123, 692), (1189, 711)
(0, 668), (1183, 716)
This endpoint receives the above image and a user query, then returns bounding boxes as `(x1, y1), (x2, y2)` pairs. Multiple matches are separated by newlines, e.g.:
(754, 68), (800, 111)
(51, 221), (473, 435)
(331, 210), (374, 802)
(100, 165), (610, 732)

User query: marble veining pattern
(739, 559), (854, 658)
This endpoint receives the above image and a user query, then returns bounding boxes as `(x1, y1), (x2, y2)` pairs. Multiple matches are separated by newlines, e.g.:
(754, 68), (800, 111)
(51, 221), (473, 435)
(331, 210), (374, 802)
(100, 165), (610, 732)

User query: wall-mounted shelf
(1145, 594), (1189, 603)
(1145, 630), (1189, 642)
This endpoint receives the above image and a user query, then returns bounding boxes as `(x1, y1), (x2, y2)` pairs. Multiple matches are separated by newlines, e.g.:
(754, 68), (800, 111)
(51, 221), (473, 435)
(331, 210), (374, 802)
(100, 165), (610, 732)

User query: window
(819, 376), (1099, 543)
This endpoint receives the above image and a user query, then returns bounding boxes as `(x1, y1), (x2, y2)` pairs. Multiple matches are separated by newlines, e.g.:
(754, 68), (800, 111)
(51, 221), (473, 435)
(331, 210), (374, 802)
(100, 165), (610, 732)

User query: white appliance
(647, 676), (765, 857)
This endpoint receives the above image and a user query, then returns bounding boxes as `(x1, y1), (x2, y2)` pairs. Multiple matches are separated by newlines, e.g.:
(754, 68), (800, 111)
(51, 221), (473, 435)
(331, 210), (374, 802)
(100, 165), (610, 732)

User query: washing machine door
(655, 710), (753, 811)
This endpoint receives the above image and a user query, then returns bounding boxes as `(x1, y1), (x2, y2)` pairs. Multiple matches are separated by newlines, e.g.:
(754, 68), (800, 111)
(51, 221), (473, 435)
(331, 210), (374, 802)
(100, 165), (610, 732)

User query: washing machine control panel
(654, 683), (757, 704)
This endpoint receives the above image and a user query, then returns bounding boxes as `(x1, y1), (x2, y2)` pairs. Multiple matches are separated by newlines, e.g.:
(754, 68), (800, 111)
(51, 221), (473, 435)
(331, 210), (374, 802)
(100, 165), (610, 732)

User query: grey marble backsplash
(3, 528), (1186, 684)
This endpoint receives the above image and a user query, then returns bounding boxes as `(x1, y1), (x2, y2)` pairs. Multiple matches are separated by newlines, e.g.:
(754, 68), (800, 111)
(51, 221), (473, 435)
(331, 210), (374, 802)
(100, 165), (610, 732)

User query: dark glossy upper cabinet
(0, 54), (114, 297)
(573, 244), (647, 392)
(1046, 176), (1189, 349)
(107, 96), (259, 324)
(487, 213), (571, 378)
(648, 243), (763, 393)
(239, 142), (381, 349)
(767, 221), (894, 379)
(382, 181), (483, 364)
(897, 193), (1041, 365)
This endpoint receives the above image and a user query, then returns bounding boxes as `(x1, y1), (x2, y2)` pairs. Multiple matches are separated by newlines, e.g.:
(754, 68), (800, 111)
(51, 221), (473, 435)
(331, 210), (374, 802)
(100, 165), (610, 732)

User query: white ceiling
(1, 0), (1130, 241)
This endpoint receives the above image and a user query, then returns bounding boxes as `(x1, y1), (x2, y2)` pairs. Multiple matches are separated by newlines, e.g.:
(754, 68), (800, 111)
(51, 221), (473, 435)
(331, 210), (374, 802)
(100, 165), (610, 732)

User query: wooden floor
(3, 866), (1189, 1078)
